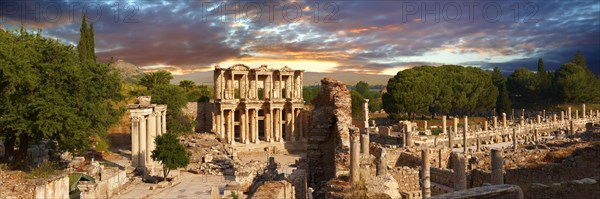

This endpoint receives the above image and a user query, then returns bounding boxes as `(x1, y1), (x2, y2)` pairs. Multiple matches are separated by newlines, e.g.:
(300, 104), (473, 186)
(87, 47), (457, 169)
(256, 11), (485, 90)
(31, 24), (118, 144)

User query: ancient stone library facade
(212, 64), (305, 145)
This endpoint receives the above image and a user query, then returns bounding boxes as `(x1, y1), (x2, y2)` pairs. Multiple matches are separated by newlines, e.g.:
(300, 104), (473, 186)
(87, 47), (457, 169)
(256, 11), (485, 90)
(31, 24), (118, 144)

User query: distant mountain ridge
(110, 59), (144, 83)
(171, 71), (392, 86)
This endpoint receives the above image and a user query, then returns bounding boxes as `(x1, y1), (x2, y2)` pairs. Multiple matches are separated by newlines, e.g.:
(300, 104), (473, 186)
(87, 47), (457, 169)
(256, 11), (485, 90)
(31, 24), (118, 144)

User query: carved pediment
(256, 64), (270, 72)
(229, 64), (250, 71)
(279, 66), (293, 72)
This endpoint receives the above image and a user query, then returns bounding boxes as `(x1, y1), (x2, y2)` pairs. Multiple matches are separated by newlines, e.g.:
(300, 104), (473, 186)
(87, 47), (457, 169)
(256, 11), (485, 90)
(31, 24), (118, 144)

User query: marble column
(537, 114), (541, 124)
(491, 149), (504, 184)
(131, 116), (140, 167)
(363, 99), (369, 133)
(422, 149), (431, 198)
(463, 123), (467, 153)
(361, 133), (370, 155)
(139, 116), (147, 167)
(442, 116), (447, 135)
(297, 109), (303, 139)
(452, 152), (467, 191)
(241, 109), (247, 143)
(376, 148), (387, 176)
(275, 109), (282, 142)
(502, 113), (507, 128)
(575, 110), (579, 120)
(582, 104), (586, 118)
(285, 109), (293, 141)
(484, 120), (488, 131)
(570, 120), (575, 135)
(156, 112), (162, 136)
(147, 113), (157, 166)
(265, 109), (272, 142)
(350, 131), (360, 184)
(568, 107), (572, 121)
(512, 128), (517, 151)
(254, 109), (259, 143)
(405, 130), (413, 147)
(561, 111), (565, 122)
(493, 116), (498, 129)
(424, 121), (428, 130)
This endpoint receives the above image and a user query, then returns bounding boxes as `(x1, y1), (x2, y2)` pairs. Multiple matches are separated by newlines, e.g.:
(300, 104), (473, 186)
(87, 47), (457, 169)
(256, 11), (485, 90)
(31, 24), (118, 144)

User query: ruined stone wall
(369, 133), (403, 146)
(33, 173), (69, 199)
(431, 167), (454, 187)
(307, 78), (355, 184)
(182, 102), (213, 133)
(470, 169), (492, 187)
(390, 166), (420, 193)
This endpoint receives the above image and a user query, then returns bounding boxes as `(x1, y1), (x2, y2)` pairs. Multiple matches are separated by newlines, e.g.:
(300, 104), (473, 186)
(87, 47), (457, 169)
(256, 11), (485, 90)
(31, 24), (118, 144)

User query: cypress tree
(77, 13), (96, 63)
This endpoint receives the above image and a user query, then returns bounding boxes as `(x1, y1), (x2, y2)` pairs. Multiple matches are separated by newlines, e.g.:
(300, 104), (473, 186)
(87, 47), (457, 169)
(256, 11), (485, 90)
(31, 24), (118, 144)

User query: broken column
(570, 120), (575, 135)
(575, 110), (579, 120)
(493, 116), (498, 129)
(405, 130), (413, 147)
(424, 121), (428, 130)
(582, 104), (586, 118)
(463, 121), (467, 153)
(502, 113), (507, 128)
(361, 133), (369, 155)
(491, 149), (504, 185)
(452, 152), (467, 191)
(376, 147), (387, 176)
(422, 148), (431, 198)
(568, 107), (572, 121)
(561, 111), (565, 121)
(363, 99), (369, 133)
(484, 120), (488, 131)
(350, 131), (360, 184)
(512, 128), (517, 151)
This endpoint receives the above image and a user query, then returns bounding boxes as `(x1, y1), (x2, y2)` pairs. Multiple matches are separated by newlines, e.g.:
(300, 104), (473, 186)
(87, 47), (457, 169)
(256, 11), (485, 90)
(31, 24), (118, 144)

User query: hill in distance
(171, 71), (392, 86)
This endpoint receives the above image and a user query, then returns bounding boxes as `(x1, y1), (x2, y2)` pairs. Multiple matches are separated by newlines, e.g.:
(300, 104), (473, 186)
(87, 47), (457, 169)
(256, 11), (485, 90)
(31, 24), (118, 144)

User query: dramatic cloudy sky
(1, 0), (599, 75)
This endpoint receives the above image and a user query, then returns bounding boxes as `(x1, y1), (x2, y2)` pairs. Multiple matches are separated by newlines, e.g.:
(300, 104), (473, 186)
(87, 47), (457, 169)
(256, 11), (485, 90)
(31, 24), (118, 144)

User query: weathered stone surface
(429, 184), (523, 199)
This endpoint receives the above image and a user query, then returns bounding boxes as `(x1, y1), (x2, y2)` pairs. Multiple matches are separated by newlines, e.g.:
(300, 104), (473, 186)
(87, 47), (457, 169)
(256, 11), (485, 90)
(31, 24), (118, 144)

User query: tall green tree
(354, 81), (371, 99)
(554, 63), (598, 103)
(151, 133), (190, 179)
(571, 51), (587, 68)
(77, 13), (96, 63)
(0, 28), (122, 164)
(491, 67), (511, 115)
(178, 80), (195, 92)
(350, 90), (365, 118)
(507, 67), (539, 105)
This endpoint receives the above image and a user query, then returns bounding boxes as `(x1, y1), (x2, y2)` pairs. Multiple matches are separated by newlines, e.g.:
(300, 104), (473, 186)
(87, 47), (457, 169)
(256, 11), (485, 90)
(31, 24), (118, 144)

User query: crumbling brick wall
(391, 166), (420, 192)
(307, 78), (355, 185)
(431, 167), (454, 187)
(182, 102), (213, 133)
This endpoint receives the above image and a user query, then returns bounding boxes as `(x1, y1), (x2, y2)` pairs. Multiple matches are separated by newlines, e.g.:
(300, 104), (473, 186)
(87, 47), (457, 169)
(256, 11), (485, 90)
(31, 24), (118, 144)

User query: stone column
(463, 123), (467, 153)
(534, 129), (539, 142)
(350, 131), (360, 184)
(254, 109), (260, 143)
(405, 130), (413, 147)
(568, 107), (572, 121)
(575, 110), (579, 120)
(298, 109), (304, 139)
(484, 121), (488, 131)
(582, 104), (586, 118)
(491, 149), (504, 184)
(265, 109), (272, 142)
(147, 113), (157, 167)
(139, 116), (147, 168)
(493, 116), (498, 129)
(570, 120), (575, 135)
(424, 121), (428, 130)
(422, 149), (431, 198)
(240, 109), (247, 143)
(363, 99), (369, 133)
(502, 113), (507, 128)
(131, 116), (140, 167)
(220, 110), (225, 139)
(156, 111), (162, 136)
(442, 115), (447, 135)
(361, 133), (369, 155)
(285, 109), (294, 141)
(162, 110), (167, 135)
(561, 111), (565, 122)
(452, 152), (467, 191)
(512, 128), (517, 151)
(520, 116), (525, 126)
(376, 148), (387, 176)
(553, 114), (557, 123)
(277, 109), (283, 142)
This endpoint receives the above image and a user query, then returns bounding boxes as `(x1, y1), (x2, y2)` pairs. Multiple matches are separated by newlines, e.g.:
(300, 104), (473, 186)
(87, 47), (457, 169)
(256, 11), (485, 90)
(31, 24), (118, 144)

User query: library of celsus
(212, 64), (305, 145)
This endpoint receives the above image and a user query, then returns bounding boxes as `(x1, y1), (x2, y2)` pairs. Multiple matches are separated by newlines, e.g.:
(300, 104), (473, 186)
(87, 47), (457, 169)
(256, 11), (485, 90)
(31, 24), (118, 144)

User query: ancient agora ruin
(2, 65), (599, 199)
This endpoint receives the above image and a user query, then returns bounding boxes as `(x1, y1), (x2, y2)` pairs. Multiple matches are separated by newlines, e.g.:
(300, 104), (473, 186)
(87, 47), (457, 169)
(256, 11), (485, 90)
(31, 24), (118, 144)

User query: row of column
(131, 107), (167, 169)
(216, 107), (304, 145)
(215, 68), (304, 101)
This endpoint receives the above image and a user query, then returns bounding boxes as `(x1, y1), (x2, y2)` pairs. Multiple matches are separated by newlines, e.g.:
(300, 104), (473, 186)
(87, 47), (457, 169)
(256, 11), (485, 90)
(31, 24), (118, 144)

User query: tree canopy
(139, 71), (173, 90)
(0, 27), (122, 164)
(151, 133), (190, 179)
(383, 65), (498, 119)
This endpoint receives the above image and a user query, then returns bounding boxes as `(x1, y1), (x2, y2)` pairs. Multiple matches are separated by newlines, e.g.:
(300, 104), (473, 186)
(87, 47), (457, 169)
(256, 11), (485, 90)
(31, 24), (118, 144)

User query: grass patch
(25, 161), (58, 179)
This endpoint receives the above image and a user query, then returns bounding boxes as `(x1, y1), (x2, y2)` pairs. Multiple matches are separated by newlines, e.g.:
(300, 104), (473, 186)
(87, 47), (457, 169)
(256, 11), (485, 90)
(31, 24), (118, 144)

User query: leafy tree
(178, 80), (195, 92)
(350, 90), (365, 118)
(354, 81), (372, 99)
(507, 67), (539, 105)
(139, 71), (173, 90)
(149, 84), (194, 134)
(571, 51), (587, 69)
(0, 27), (122, 164)
(554, 63), (598, 103)
(151, 133), (190, 179)
(303, 86), (320, 105)
(491, 67), (511, 115)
